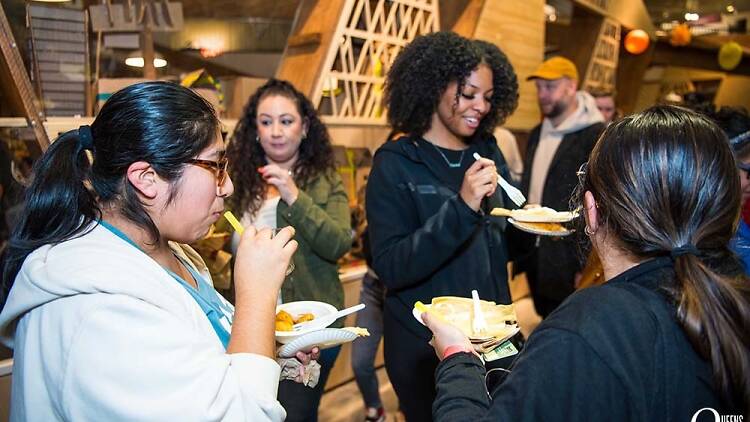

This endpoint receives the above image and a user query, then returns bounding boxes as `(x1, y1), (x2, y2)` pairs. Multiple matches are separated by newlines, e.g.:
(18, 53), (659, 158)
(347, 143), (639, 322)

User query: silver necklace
(430, 141), (465, 168)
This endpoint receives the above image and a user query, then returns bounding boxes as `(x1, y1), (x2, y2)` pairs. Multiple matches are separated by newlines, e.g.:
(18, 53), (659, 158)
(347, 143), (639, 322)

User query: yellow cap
(526, 56), (579, 81)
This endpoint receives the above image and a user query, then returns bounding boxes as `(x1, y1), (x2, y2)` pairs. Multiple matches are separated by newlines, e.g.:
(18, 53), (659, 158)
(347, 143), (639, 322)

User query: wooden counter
(324, 263), (385, 391)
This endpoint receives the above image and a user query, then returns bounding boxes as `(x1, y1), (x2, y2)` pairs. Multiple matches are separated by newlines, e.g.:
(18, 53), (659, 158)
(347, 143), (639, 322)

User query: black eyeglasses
(187, 157), (229, 187)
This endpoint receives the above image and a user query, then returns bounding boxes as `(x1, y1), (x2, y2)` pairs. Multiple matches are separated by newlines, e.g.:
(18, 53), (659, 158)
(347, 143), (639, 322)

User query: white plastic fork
(292, 303), (366, 331)
(472, 152), (526, 207)
(471, 290), (488, 336)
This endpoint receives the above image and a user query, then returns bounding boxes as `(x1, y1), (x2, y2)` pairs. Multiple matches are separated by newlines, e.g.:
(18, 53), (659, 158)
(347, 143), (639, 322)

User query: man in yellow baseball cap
(526, 56), (582, 125)
(516, 56), (605, 318)
(526, 56), (579, 81)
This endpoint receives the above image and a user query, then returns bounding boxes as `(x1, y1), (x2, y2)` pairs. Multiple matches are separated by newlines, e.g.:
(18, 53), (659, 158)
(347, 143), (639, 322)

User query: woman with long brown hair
(423, 105), (750, 420)
(225, 78), (351, 422)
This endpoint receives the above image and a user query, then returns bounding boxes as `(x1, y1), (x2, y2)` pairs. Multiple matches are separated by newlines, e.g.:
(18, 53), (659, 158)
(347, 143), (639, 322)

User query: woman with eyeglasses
(423, 105), (750, 420)
(0, 82), (307, 421)
(226, 79), (351, 422)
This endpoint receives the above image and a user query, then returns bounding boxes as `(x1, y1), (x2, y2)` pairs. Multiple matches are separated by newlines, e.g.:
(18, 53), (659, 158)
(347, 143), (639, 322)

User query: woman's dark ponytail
(673, 255), (750, 413)
(582, 105), (750, 414)
(1, 128), (99, 306)
(1, 81), (219, 309)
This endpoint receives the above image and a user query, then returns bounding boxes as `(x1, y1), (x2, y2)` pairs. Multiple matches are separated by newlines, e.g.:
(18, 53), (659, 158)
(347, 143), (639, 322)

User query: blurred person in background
(710, 106), (750, 272)
(588, 88), (619, 124)
(515, 56), (605, 317)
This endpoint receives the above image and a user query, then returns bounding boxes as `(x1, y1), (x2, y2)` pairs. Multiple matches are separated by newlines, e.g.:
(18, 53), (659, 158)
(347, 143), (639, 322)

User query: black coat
(514, 122), (605, 315)
(366, 135), (514, 340)
(433, 257), (732, 421)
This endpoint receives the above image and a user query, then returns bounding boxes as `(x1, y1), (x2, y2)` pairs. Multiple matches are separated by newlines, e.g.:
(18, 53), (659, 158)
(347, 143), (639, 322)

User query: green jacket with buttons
(227, 169), (352, 326)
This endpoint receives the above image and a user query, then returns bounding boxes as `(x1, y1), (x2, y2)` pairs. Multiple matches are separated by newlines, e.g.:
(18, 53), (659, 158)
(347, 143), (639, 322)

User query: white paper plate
(509, 210), (578, 223)
(412, 305), (508, 342)
(275, 301), (338, 344)
(508, 218), (573, 237)
(277, 328), (358, 358)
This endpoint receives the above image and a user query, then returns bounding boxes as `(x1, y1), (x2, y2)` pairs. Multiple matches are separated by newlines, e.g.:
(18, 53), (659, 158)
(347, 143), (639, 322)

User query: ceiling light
(125, 51), (167, 68)
(192, 36), (226, 58)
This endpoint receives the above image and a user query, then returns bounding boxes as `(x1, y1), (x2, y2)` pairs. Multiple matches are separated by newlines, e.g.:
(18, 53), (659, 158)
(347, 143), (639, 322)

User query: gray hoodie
(528, 91), (604, 205)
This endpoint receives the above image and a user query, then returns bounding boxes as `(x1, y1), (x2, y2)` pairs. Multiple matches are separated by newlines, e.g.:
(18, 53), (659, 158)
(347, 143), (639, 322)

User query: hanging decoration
(180, 68), (224, 111)
(624, 29), (650, 55)
(372, 56), (384, 118)
(670, 23), (692, 46)
(718, 41), (743, 71)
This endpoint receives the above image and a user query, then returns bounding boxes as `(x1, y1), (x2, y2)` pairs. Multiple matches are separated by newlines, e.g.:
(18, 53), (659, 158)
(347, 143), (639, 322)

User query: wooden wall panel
(616, 44), (655, 114)
(473, 0), (545, 130)
(275, 0), (348, 98)
(447, 0), (483, 37)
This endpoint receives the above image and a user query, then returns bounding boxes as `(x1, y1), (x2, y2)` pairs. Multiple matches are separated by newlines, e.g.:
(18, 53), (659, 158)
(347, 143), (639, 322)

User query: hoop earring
(584, 226), (595, 236)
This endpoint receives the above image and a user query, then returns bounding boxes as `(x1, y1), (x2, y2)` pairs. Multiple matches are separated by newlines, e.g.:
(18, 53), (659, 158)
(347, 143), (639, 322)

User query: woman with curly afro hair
(225, 78), (351, 422)
(365, 31), (519, 421)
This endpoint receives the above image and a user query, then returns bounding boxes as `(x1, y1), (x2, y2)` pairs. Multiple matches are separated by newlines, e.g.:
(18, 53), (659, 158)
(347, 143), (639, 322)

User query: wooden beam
(275, 0), (348, 98)
(547, 6), (605, 84)
(0, 2), (49, 150)
(286, 32), (321, 48)
(472, 0), (545, 131)
(141, 24), (156, 79)
(616, 44), (655, 114)
(605, 0), (656, 35)
(153, 44), (254, 77)
(652, 41), (750, 77)
(440, 0), (483, 35)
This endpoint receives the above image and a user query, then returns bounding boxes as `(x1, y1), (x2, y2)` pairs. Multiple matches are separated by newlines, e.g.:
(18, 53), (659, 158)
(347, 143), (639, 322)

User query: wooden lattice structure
(581, 17), (620, 94)
(314, 0), (439, 125)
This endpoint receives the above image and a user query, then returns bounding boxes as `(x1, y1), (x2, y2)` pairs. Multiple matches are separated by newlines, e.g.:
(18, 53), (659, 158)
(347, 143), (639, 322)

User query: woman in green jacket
(226, 79), (351, 422)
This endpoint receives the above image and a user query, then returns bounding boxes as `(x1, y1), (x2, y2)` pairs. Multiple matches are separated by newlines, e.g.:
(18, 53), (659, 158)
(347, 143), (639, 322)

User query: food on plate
(491, 206), (577, 223)
(295, 313), (315, 323)
(275, 319), (294, 332)
(511, 220), (568, 233)
(427, 296), (517, 338)
(275, 310), (317, 332)
(342, 327), (371, 336)
(276, 310), (294, 324)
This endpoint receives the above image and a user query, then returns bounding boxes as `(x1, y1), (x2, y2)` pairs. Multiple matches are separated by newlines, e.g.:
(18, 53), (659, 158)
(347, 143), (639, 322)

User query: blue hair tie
(78, 125), (94, 151)
(670, 244), (699, 260)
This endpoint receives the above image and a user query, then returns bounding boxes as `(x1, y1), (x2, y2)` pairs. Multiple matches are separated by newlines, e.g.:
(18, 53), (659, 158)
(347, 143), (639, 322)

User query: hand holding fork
(472, 153), (526, 207)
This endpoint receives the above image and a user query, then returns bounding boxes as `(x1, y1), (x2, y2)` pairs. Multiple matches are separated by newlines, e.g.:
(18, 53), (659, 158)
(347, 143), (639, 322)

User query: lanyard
(98, 220), (232, 348)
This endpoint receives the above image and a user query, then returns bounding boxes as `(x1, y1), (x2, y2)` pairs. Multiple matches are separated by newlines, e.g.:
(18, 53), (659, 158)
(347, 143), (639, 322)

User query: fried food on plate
(511, 220), (568, 233)
(275, 310), (317, 332)
(428, 296), (517, 339)
(491, 206), (577, 223)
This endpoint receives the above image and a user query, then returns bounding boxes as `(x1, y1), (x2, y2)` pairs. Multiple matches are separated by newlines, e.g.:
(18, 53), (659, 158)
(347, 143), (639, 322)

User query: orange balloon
(624, 29), (650, 55)
(670, 23), (692, 46)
